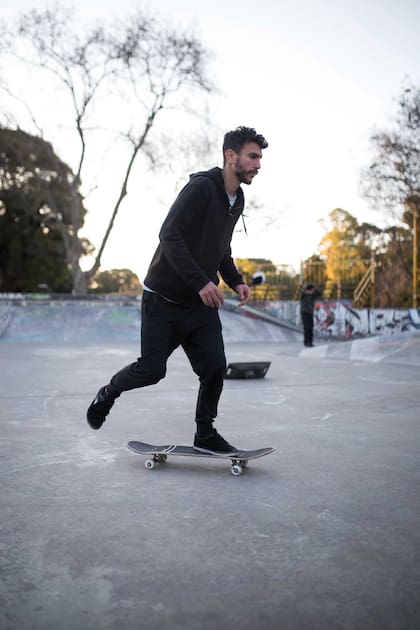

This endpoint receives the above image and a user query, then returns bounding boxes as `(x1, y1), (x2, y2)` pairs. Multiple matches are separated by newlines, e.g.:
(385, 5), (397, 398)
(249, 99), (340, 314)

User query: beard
(233, 158), (258, 185)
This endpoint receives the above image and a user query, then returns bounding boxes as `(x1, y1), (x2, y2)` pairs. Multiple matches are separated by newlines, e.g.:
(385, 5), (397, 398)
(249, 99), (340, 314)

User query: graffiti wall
(262, 299), (420, 339)
(314, 302), (420, 339)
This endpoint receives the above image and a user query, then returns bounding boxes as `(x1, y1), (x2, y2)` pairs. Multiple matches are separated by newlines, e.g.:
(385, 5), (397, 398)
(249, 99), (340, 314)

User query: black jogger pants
(302, 311), (314, 345)
(108, 292), (227, 426)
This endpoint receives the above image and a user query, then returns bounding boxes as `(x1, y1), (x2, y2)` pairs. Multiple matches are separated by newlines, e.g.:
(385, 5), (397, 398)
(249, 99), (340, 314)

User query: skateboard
(127, 441), (275, 476)
(225, 361), (271, 379)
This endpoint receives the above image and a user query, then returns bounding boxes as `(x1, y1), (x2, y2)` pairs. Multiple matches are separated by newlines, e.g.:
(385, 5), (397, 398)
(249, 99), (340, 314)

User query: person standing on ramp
(300, 284), (321, 347)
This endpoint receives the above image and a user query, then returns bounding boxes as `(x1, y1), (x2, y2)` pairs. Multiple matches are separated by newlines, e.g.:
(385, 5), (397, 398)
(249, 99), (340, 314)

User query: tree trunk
(71, 265), (88, 295)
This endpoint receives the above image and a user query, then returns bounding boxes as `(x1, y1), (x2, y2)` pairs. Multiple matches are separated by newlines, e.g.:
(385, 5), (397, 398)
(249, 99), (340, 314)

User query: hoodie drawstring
(241, 213), (248, 235)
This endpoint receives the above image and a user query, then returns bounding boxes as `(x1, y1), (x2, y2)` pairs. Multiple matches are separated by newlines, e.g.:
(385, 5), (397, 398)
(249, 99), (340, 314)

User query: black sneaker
(193, 429), (238, 455)
(87, 386), (116, 430)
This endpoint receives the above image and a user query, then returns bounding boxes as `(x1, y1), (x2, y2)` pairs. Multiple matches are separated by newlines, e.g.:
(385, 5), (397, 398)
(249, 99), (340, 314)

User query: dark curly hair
(223, 126), (268, 158)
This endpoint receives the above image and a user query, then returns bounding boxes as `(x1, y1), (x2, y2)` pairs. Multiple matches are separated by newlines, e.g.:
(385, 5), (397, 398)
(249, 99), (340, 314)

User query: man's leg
(302, 312), (314, 346)
(182, 306), (237, 454)
(109, 294), (178, 392)
(87, 293), (180, 429)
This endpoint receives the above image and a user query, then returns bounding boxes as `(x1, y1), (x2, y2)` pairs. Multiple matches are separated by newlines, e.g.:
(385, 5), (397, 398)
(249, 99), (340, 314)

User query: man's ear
(225, 148), (236, 165)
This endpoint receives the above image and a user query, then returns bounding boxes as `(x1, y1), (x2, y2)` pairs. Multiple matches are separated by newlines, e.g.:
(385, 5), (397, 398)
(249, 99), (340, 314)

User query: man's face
(232, 141), (263, 185)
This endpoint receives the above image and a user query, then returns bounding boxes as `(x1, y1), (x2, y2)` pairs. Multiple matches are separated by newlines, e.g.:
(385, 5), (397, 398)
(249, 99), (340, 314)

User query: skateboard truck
(144, 451), (248, 476)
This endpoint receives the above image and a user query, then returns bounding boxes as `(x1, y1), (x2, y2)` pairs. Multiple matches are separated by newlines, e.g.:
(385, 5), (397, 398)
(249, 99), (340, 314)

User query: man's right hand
(199, 281), (225, 308)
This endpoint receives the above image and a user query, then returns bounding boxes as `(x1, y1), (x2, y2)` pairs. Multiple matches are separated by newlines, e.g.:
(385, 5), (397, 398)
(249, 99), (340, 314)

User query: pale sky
(2, 0), (419, 280)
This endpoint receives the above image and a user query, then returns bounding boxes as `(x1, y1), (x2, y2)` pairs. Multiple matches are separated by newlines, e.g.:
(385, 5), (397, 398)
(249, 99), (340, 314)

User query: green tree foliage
(313, 208), (412, 306)
(89, 269), (142, 294)
(0, 127), (91, 292)
(319, 208), (380, 286)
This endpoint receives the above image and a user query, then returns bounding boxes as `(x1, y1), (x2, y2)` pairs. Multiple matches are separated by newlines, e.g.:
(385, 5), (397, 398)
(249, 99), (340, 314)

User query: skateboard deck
(225, 361), (271, 379)
(127, 441), (275, 476)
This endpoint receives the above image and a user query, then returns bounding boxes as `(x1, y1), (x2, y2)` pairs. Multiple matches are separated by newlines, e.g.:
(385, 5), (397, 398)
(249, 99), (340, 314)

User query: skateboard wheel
(231, 464), (243, 476)
(145, 459), (155, 470)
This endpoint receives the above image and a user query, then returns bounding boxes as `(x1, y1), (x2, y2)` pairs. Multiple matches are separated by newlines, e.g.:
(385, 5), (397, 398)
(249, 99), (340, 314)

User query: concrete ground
(1, 319), (420, 629)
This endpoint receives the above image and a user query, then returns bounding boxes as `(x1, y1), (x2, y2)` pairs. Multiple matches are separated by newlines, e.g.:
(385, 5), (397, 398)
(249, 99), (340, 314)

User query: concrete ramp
(0, 300), (300, 344)
(221, 308), (300, 342)
(349, 330), (420, 367)
(2, 300), (419, 367)
(0, 301), (141, 343)
(296, 330), (420, 368)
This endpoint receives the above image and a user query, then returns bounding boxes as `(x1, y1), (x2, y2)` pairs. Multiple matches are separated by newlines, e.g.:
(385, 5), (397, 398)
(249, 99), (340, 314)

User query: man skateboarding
(87, 126), (269, 455)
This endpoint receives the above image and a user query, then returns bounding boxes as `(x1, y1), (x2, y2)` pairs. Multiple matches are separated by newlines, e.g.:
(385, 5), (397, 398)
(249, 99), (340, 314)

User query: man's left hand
(235, 284), (251, 306)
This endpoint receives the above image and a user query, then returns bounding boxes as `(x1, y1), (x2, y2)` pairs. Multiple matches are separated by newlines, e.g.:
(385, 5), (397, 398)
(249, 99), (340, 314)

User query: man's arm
(198, 280), (251, 308)
(234, 283), (251, 306)
(198, 281), (225, 308)
(219, 249), (251, 306)
(219, 246), (244, 289)
(159, 181), (211, 293)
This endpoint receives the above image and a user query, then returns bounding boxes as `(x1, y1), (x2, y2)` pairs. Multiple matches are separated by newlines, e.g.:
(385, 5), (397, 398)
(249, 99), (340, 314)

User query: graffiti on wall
(314, 302), (420, 338)
(315, 302), (365, 339)
(263, 299), (420, 339)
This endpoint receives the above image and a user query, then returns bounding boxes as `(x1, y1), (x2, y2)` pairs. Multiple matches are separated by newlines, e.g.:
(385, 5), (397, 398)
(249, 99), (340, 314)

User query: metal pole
(414, 210), (418, 308)
(370, 250), (375, 308)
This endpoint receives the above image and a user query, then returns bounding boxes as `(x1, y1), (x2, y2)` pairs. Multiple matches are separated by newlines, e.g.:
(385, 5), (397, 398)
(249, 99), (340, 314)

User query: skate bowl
(0, 298), (300, 344)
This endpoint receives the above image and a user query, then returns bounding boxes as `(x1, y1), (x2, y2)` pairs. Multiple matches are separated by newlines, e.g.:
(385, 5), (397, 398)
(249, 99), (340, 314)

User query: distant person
(300, 284), (321, 347)
(87, 126), (268, 454)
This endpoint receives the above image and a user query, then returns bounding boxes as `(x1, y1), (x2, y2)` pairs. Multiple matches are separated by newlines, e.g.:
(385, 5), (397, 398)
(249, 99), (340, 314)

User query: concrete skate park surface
(1, 300), (420, 629)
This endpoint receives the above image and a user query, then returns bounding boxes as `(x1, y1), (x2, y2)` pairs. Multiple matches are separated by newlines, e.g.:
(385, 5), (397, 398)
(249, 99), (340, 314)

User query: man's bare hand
(199, 281), (225, 308)
(235, 284), (251, 306)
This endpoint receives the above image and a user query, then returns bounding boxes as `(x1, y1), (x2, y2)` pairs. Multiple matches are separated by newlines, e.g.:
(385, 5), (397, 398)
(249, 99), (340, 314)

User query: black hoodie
(144, 167), (245, 305)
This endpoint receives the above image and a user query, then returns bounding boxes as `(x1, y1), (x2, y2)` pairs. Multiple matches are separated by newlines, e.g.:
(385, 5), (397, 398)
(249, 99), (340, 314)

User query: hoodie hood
(189, 167), (237, 199)
(190, 167), (245, 222)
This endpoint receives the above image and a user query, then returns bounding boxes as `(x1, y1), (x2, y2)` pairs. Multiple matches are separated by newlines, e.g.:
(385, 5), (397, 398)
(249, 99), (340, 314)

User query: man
(87, 126), (269, 455)
(300, 284), (321, 347)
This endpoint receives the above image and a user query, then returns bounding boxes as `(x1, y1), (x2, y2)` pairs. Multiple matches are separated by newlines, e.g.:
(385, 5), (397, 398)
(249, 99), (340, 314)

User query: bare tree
(361, 81), (420, 222)
(360, 80), (420, 305)
(0, 5), (214, 293)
